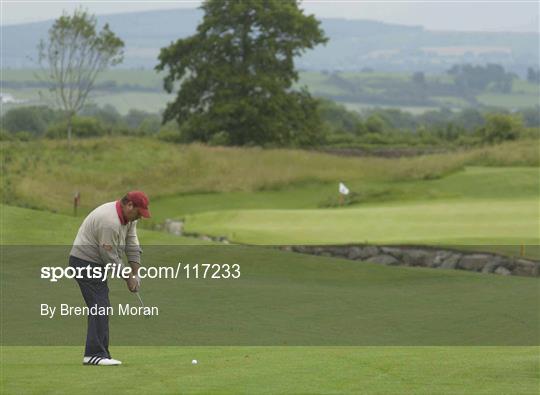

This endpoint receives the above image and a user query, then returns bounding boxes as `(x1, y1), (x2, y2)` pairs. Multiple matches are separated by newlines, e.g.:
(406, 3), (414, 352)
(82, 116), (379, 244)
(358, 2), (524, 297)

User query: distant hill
(2, 8), (538, 75)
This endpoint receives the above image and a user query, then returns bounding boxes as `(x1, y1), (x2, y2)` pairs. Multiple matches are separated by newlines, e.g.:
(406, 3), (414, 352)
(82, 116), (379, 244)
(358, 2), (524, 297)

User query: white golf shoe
(83, 356), (122, 366)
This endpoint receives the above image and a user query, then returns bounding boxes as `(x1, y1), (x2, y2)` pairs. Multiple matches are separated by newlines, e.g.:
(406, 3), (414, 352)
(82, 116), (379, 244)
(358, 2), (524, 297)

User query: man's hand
(126, 274), (140, 293)
(125, 261), (141, 292)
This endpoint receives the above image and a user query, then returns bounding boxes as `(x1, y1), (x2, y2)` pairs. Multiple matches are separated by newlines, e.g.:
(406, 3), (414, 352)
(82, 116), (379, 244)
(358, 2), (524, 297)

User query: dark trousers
(69, 255), (111, 358)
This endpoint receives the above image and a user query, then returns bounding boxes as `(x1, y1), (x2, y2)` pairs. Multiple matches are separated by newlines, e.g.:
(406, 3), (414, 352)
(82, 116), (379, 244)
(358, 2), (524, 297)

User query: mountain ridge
(2, 8), (538, 74)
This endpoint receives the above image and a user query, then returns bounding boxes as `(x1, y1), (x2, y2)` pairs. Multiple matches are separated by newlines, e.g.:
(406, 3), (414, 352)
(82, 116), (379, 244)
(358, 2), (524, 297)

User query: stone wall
(283, 245), (539, 277)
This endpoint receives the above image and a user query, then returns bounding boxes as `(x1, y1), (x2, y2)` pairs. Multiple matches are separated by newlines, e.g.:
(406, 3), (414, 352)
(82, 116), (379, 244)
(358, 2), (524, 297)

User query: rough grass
(1, 138), (538, 215)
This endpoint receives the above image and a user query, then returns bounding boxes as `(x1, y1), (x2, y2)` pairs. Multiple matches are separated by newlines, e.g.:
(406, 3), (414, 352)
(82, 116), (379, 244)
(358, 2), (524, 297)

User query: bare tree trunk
(67, 113), (73, 147)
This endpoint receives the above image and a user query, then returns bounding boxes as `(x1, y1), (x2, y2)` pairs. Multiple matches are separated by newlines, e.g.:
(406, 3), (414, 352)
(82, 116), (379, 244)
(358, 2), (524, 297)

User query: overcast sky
(1, 1), (539, 32)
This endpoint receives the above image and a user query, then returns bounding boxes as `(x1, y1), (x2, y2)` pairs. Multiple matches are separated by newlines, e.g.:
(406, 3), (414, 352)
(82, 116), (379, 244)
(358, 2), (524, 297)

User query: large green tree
(37, 9), (124, 144)
(156, 0), (328, 146)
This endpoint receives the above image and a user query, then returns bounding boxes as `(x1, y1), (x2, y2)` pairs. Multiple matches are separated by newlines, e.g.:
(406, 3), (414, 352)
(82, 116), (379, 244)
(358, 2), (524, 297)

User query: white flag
(339, 182), (350, 195)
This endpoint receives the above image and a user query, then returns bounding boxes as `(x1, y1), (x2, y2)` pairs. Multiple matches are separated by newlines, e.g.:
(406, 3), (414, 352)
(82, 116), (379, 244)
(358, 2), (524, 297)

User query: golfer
(69, 191), (151, 366)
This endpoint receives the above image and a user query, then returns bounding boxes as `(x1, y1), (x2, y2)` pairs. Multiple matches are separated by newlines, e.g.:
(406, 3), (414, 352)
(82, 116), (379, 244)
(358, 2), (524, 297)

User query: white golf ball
(192, 359), (198, 365)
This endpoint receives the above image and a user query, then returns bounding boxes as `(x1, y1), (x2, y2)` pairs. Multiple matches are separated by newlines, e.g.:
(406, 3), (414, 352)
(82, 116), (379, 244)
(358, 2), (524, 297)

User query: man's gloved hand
(126, 274), (140, 293)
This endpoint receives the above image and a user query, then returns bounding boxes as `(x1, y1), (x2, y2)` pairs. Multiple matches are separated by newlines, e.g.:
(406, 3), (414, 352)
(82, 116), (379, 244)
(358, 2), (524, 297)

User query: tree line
(2, 101), (538, 148)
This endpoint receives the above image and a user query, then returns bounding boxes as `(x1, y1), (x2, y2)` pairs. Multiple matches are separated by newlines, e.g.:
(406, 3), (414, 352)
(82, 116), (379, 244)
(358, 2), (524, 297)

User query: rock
(326, 247), (348, 257)
(367, 254), (399, 265)
(513, 259), (540, 276)
(496, 257), (515, 270)
(164, 219), (184, 235)
(402, 249), (431, 266)
(481, 261), (500, 274)
(432, 250), (453, 267)
(347, 247), (362, 260)
(495, 266), (512, 276)
(458, 254), (491, 271)
(359, 246), (379, 259)
(292, 246), (307, 253)
(285, 244), (539, 277)
(439, 254), (461, 270)
(380, 247), (403, 258)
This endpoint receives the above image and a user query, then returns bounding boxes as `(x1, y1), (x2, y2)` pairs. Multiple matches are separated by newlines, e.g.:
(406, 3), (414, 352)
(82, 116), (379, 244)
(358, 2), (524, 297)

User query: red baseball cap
(127, 190), (151, 218)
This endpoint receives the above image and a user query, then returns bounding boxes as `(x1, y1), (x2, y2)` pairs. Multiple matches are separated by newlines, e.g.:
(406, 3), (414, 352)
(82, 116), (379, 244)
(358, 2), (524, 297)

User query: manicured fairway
(184, 198), (539, 245)
(2, 346), (538, 394)
(3, 243), (538, 347)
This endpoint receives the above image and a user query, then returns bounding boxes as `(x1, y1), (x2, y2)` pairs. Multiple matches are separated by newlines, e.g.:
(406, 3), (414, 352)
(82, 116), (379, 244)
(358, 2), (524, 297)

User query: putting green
(184, 198), (540, 245)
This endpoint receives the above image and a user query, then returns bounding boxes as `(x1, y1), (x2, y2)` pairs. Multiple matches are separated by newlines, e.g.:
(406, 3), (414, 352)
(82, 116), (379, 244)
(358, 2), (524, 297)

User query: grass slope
(2, 138), (539, 217)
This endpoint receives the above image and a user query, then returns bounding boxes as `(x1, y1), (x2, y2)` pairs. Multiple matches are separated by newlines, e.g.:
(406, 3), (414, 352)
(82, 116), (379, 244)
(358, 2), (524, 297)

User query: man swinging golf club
(69, 191), (150, 366)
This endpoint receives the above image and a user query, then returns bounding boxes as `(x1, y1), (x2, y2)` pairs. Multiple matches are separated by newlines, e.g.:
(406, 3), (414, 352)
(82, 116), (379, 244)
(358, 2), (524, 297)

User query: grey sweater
(70, 201), (142, 266)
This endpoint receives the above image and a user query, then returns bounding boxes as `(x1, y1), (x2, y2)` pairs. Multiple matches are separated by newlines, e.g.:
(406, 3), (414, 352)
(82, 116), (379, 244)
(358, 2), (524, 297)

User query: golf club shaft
(135, 291), (145, 307)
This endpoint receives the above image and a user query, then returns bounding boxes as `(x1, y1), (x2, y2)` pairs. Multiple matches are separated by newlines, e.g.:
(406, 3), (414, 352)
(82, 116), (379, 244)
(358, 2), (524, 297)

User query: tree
(80, 103), (123, 127)
(447, 63), (514, 93)
(2, 106), (61, 136)
(478, 113), (523, 144)
(156, 0), (328, 146)
(317, 98), (361, 134)
(365, 114), (385, 134)
(37, 9), (124, 144)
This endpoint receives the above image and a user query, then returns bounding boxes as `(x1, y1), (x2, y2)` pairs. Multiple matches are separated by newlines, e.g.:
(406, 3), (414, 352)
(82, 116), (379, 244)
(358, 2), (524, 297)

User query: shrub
(359, 132), (393, 145)
(12, 131), (34, 141)
(208, 131), (230, 146)
(46, 116), (106, 139)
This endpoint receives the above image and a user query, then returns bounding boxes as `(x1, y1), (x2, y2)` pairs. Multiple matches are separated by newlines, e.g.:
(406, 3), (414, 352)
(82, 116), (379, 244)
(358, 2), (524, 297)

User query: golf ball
(192, 359), (198, 365)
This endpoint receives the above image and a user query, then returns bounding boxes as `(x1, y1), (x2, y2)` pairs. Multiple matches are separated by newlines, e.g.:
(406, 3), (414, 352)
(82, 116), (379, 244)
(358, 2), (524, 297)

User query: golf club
(135, 291), (145, 307)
